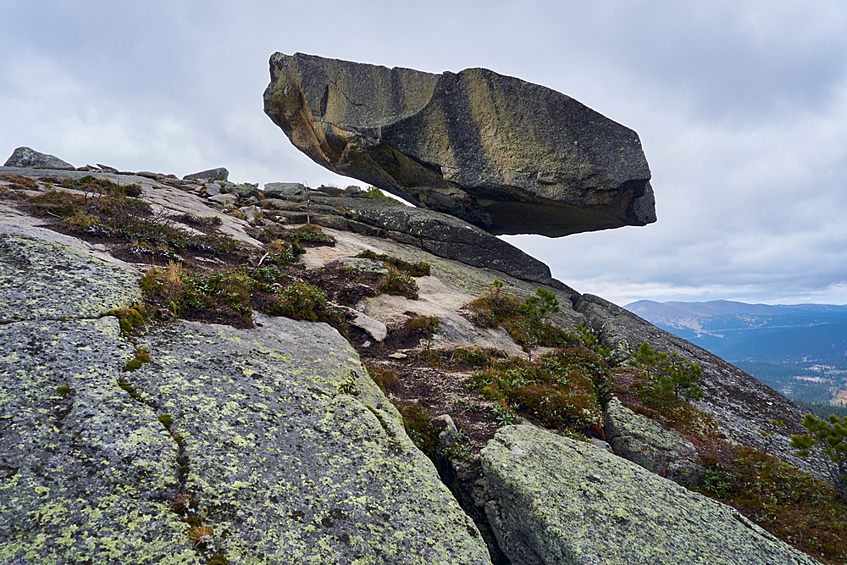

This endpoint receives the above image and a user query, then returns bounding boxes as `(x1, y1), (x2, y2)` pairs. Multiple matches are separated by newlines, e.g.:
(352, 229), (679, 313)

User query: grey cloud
(2, 0), (847, 306)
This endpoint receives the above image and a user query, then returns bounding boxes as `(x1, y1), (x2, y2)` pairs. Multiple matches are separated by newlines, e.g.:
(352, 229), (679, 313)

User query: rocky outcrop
(480, 425), (821, 565)
(183, 167), (229, 181)
(263, 52), (656, 237)
(604, 397), (703, 483)
(1, 162), (832, 564)
(0, 226), (492, 564)
(313, 194), (556, 285)
(4, 146), (75, 170)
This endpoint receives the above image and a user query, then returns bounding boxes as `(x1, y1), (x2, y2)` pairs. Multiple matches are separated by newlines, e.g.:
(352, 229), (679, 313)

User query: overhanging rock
(263, 52), (656, 237)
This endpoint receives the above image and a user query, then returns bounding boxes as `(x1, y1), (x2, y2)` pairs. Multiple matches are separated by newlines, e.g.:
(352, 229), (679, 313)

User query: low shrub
(364, 363), (399, 394)
(405, 315), (440, 337)
(628, 341), (704, 402)
(288, 224), (333, 244)
(468, 348), (608, 432)
(356, 250), (430, 277)
(468, 282), (574, 351)
(377, 266), (419, 299)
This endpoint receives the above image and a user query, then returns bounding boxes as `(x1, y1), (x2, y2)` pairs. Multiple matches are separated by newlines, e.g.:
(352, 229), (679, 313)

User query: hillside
(1, 163), (844, 564)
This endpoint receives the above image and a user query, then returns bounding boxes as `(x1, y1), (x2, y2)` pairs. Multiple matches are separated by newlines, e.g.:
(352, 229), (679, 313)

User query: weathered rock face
(0, 227), (492, 564)
(480, 425), (821, 565)
(263, 52), (656, 237)
(4, 146), (75, 170)
(604, 397), (703, 483)
(183, 167), (229, 181)
(574, 293), (825, 478)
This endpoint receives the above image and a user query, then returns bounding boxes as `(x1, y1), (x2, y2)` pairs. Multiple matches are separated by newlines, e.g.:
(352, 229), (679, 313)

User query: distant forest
(795, 401), (847, 420)
(731, 360), (841, 405)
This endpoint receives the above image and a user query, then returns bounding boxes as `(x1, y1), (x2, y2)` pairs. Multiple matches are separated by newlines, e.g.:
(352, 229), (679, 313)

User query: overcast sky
(2, 0), (846, 306)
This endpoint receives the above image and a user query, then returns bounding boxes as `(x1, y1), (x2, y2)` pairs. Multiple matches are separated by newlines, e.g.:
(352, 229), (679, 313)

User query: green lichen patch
(117, 315), (491, 564)
(0, 317), (188, 564)
(0, 233), (142, 323)
(480, 425), (821, 565)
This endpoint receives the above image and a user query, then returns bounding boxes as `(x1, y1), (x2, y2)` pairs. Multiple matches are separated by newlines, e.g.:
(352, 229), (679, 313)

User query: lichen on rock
(480, 425), (821, 565)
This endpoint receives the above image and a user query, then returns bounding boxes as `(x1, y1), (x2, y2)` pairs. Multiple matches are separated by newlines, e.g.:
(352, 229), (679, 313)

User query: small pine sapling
(628, 341), (704, 402)
(790, 413), (847, 500)
(521, 288), (560, 320)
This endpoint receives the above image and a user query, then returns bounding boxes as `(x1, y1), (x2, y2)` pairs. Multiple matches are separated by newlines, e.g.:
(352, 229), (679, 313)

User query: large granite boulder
(263, 52), (656, 237)
(0, 227), (492, 564)
(604, 397), (703, 483)
(4, 146), (75, 170)
(480, 425), (821, 565)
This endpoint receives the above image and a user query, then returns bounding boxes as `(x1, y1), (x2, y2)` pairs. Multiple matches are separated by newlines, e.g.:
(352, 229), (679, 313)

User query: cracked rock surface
(480, 425), (821, 565)
(0, 226), (491, 564)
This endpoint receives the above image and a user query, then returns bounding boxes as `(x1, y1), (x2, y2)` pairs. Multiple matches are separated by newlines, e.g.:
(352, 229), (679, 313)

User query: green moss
(105, 305), (149, 337)
(206, 554), (228, 565)
(55, 385), (71, 395)
(124, 348), (152, 372)
(157, 414), (173, 429)
(398, 404), (438, 458)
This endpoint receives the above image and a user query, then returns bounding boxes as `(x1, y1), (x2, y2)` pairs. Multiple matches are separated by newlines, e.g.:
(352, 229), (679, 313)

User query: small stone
(135, 171), (160, 179)
(389, 352), (407, 359)
(239, 205), (262, 222)
(96, 163), (118, 172)
(339, 257), (389, 279)
(204, 183), (221, 196)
